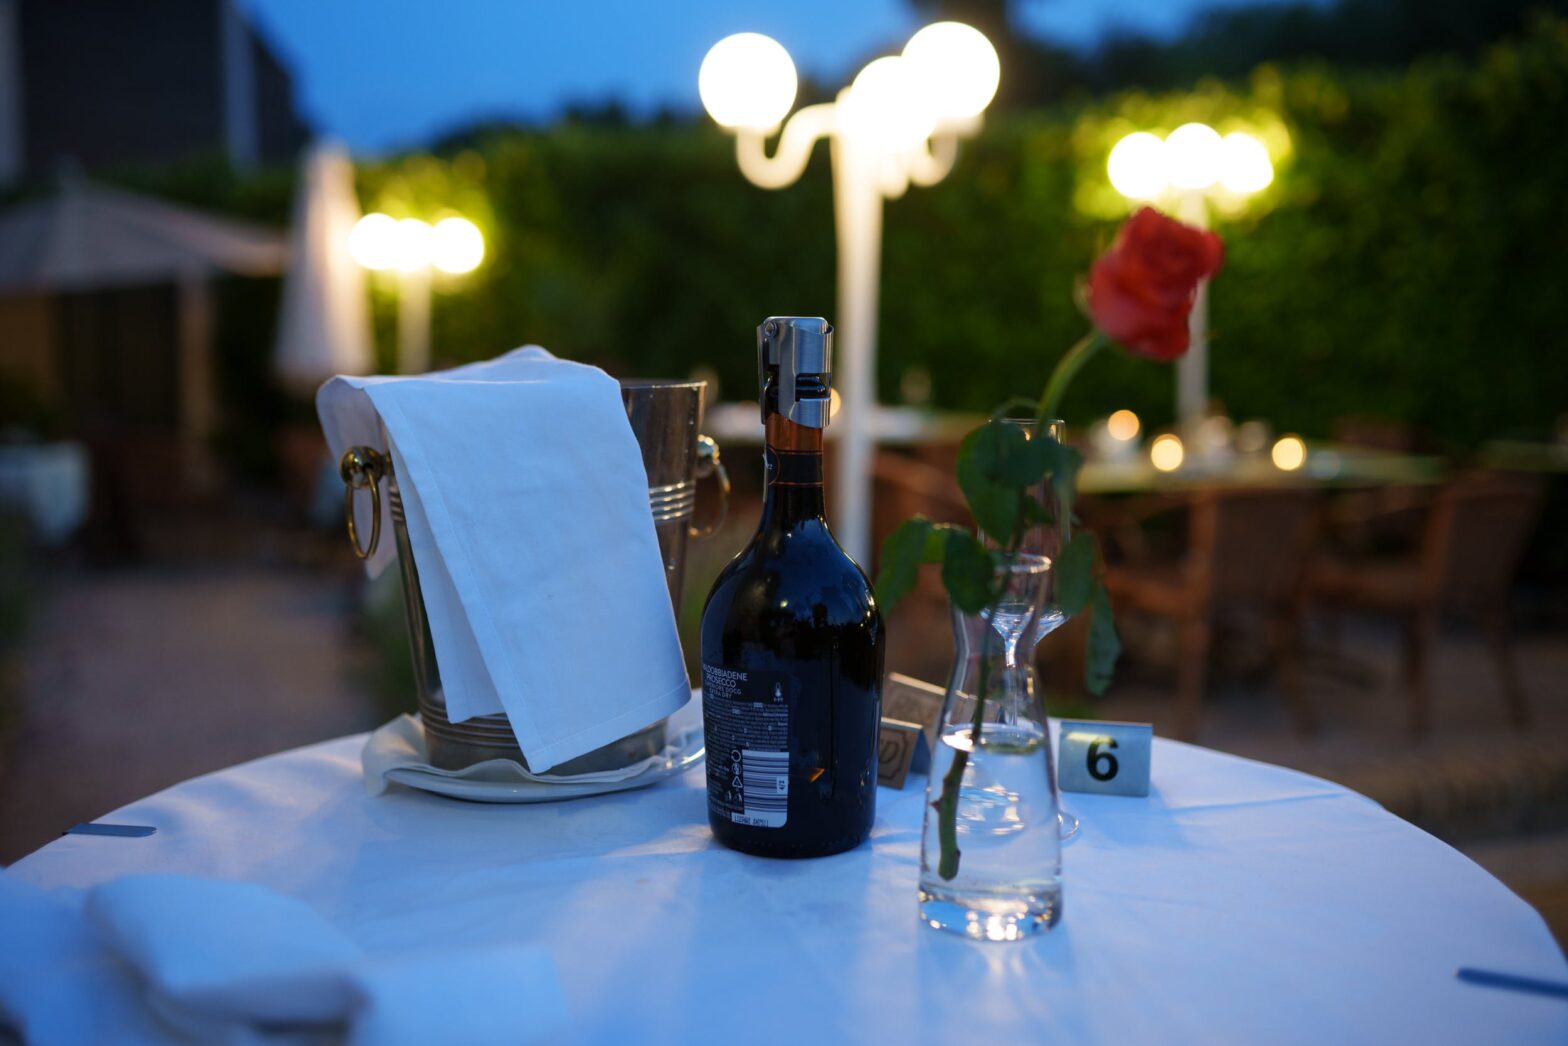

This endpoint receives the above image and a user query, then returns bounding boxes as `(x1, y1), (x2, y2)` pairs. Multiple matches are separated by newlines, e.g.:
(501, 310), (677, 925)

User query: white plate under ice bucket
(364, 694), (705, 803)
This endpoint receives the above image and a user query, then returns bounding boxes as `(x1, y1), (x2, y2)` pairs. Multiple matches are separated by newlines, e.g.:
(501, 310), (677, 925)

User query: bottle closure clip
(757, 316), (833, 429)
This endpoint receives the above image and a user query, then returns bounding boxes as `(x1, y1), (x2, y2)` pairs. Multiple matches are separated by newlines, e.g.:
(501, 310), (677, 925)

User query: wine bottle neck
(762, 414), (825, 525)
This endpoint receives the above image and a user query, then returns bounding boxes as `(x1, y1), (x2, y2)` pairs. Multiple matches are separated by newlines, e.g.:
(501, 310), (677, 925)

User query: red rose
(1086, 207), (1225, 361)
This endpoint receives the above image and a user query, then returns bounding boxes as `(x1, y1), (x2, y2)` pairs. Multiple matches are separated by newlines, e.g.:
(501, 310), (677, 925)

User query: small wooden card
(877, 719), (928, 790)
(877, 673), (945, 789)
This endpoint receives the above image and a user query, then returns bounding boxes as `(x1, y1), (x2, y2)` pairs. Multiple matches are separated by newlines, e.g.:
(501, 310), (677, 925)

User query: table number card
(877, 673), (944, 789)
(1057, 719), (1153, 797)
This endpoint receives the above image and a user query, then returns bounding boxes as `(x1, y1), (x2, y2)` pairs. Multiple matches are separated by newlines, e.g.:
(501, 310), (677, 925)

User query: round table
(13, 716), (1567, 1044)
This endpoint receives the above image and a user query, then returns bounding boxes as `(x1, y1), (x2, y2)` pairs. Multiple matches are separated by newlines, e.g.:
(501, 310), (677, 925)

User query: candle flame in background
(1271, 434), (1307, 471)
(1107, 409), (1141, 441)
(1150, 433), (1185, 472)
(698, 33), (798, 131)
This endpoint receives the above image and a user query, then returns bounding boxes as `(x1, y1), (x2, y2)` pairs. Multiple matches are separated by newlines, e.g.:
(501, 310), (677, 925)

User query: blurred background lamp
(699, 33), (798, 131)
(431, 216), (485, 275)
(841, 57), (935, 150)
(392, 218), (434, 273)
(699, 22), (997, 563)
(1107, 409), (1141, 441)
(348, 212), (399, 271)
(1107, 132), (1168, 199)
(1166, 122), (1223, 190)
(1219, 132), (1274, 194)
(1150, 433), (1185, 472)
(1271, 434), (1307, 471)
(901, 21), (1000, 121)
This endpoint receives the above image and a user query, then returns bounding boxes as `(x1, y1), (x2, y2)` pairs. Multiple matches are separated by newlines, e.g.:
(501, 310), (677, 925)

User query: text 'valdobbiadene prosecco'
(699, 316), (885, 858)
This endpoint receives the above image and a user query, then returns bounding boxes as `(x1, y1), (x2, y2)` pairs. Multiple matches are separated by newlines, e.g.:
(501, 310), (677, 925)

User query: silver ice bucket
(338, 379), (727, 772)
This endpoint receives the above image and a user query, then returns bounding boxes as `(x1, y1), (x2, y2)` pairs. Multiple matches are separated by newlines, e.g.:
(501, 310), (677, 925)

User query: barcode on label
(733, 749), (788, 828)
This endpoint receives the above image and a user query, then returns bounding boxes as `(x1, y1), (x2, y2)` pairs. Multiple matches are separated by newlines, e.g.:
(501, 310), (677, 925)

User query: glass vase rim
(999, 416), (1066, 433)
(992, 552), (1053, 577)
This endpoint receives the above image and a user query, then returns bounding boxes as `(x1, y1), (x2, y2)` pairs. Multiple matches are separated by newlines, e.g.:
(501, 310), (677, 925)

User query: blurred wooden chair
(870, 450), (969, 561)
(1326, 415), (1436, 557)
(1310, 470), (1544, 736)
(1102, 489), (1321, 741)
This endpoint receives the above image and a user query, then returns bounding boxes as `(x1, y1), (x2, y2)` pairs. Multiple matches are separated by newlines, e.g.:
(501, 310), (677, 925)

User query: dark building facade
(0, 0), (308, 182)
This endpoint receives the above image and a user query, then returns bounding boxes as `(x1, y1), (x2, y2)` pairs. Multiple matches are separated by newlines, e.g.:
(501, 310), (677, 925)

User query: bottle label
(764, 446), (823, 486)
(701, 663), (792, 828)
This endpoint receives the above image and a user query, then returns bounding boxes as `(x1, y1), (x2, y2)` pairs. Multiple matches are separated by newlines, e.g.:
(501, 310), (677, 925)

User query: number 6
(1087, 737), (1119, 781)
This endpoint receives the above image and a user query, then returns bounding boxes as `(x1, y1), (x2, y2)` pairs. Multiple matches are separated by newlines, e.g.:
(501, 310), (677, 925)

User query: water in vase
(918, 720), (1063, 940)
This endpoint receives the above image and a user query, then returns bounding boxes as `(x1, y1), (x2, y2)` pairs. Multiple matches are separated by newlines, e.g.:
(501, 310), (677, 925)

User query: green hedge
(122, 18), (1568, 453)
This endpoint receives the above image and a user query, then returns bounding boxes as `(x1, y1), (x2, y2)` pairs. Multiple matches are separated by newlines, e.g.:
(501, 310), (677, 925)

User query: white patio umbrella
(273, 140), (373, 390)
(0, 177), (288, 501)
(0, 177), (285, 293)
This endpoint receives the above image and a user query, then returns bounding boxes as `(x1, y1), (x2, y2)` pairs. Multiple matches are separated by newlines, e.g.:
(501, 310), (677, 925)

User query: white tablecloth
(12, 712), (1567, 1044)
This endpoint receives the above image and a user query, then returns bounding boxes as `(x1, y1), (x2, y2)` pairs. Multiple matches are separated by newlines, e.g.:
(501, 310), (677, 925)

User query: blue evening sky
(244, 0), (1288, 153)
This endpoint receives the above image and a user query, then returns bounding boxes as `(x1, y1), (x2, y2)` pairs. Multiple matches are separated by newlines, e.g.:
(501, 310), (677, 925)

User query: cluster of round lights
(1108, 124), (1275, 200)
(1145, 431), (1308, 473)
(349, 213), (485, 275)
(699, 22), (1000, 139)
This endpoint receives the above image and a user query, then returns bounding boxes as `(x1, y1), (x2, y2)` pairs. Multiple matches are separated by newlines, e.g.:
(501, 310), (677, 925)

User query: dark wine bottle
(700, 317), (885, 858)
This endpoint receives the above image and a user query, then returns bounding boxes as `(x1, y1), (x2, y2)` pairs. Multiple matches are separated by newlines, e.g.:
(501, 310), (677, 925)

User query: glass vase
(918, 554), (1064, 941)
(1000, 417), (1079, 840)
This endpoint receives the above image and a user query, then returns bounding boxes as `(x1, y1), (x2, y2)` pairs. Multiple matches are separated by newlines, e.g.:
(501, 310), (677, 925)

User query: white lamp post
(349, 211), (485, 374)
(1108, 124), (1274, 431)
(699, 23), (1000, 565)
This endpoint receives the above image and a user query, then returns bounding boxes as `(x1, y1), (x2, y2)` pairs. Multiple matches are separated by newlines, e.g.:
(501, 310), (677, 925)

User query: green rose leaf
(941, 529), (996, 614)
(973, 418), (1053, 486)
(1021, 493), (1054, 529)
(1050, 442), (1084, 530)
(956, 463), (1018, 546)
(1052, 531), (1097, 616)
(956, 423), (1035, 545)
(1085, 581), (1121, 696)
(875, 516), (961, 612)
(875, 517), (933, 612)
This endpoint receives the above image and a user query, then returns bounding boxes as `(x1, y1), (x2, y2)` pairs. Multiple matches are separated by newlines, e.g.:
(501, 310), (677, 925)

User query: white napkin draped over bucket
(317, 347), (690, 772)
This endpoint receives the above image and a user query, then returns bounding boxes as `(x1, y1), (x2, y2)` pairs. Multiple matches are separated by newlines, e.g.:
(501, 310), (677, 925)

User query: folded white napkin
(318, 346), (691, 772)
(0, 871), (568, 1046)
(0, 873), (173, 1045)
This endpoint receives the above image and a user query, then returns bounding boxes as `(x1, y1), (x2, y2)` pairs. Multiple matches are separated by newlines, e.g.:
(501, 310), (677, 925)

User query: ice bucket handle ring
(338, 433), (727, 559)
(339, 446), (386, 560)
(690, 435), (729, 539)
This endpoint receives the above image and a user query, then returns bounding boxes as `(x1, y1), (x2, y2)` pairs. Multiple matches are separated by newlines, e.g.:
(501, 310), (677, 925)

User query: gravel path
(0, 565), (379, 863)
